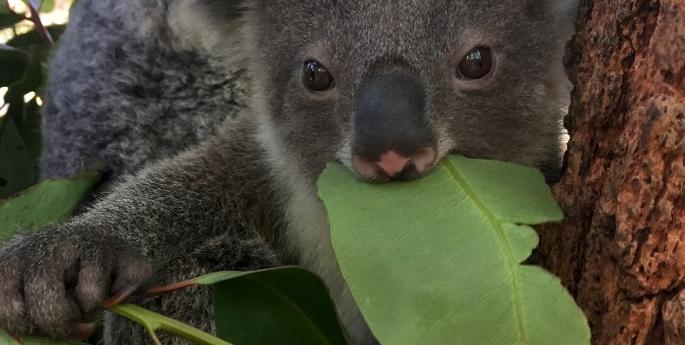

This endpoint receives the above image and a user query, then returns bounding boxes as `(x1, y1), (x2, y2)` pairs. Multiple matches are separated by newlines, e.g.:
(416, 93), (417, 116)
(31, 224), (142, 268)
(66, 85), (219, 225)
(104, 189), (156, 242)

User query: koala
(0, 0), (577, 344)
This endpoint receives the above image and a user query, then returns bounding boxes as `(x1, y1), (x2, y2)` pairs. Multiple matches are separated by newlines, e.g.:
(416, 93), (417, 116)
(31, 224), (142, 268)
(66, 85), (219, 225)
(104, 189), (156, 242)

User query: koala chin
(0, 0), (577, 344)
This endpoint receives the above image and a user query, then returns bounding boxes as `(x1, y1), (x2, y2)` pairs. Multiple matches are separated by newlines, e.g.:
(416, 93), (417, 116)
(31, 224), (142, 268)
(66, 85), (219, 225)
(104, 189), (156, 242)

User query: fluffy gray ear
(168, 0), (250, 65)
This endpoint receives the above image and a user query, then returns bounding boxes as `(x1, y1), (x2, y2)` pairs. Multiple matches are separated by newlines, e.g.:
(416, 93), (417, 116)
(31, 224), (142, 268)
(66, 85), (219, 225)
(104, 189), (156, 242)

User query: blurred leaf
(318, 155), (589, 345)
(40, 0), (55, 13)
(16, 98), (41, 165)
(3, 46), (44, 128)
(6, 25), (64, 48)
(141, 268), (350, 345)
(207, 268), (350, 345)
(109, 305), (232, 345)
(0, 12), (25, 29)
(0, 45), (29, 86)
(0, 329), (88, 345)
(0, 51), (44, 188)
(0, 116), (36, 199)
(0, 165), (101, 243)
(22, 0), (41, 12)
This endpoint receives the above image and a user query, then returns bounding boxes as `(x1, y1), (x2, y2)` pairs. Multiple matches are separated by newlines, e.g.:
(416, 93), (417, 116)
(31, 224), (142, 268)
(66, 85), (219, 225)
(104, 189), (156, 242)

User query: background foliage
(0, 0), (68, 199)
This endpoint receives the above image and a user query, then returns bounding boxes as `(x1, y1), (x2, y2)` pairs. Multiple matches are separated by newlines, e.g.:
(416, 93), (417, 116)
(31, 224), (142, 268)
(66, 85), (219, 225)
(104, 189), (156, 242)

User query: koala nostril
(352, 147), (437, 182)
(376, 151), (411, 178)
(410, 147), (438, 175)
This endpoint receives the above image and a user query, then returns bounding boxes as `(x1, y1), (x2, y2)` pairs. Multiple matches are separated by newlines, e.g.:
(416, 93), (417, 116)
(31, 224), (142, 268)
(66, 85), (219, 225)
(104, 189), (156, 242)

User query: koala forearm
(58, 138), (264, 265)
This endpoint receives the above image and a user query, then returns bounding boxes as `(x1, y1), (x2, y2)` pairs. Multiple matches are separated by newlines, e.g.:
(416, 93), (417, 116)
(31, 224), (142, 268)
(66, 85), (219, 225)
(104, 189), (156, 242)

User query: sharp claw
(69, 322), (96, 341)
(102, 284), (138, 308)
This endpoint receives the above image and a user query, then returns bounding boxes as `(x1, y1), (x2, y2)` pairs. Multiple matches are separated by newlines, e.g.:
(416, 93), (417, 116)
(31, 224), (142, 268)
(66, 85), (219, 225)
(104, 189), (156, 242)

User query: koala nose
(352, 67), (437, 182)
(352, 147), (437, 182)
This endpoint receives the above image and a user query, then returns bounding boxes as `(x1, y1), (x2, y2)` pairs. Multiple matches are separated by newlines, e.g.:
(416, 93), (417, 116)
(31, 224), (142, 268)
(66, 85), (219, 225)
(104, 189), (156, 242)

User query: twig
(24, 1), (53, 46)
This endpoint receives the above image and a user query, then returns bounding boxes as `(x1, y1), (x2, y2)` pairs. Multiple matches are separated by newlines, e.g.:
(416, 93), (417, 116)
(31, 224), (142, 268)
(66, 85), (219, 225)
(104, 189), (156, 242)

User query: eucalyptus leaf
(0, 12), (25, 31)
(203, 268), (349, 345)
(6, 25), (64, 48)
(0, 165), (101, 243)
(0, 45), (28, 86)
(40, 0), (55, 13)
(317, 155), (590, 345)
(0, 116), (36, 199)
(113, 268), (349, 345)
(15, 98), (41, 164)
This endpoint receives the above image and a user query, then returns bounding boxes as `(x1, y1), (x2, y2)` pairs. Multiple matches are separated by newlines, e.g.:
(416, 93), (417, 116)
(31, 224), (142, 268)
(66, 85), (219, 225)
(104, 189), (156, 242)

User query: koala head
(206, 0), (576, 183)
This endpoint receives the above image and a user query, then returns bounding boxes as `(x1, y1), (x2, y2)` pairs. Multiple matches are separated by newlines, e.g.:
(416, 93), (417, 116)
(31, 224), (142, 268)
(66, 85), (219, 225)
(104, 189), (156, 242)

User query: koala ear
(169, 0), (250, 62)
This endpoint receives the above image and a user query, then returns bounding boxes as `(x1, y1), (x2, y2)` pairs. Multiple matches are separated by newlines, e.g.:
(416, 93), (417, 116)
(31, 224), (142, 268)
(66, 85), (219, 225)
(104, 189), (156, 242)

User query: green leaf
(202, 268), (349, 345)
(0, 116), (37, 199)
(15, 98), (41, 164)
(0, 45), (29, 86)
(109, 305), (232, 345)
(0, 165), (101, 243)
(0, 329), (87, 345)
(40, 0), (55, 13)
(113, 268), (348, 345)
(23, 0), (41, 11)
(317, 155), (590, 345)
(0, 12), (25, 30)
(6, 25), (64, 48)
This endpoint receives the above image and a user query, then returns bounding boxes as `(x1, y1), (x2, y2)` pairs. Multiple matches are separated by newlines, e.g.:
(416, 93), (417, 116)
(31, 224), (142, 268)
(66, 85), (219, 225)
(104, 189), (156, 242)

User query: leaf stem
(109, 304), (234, 345)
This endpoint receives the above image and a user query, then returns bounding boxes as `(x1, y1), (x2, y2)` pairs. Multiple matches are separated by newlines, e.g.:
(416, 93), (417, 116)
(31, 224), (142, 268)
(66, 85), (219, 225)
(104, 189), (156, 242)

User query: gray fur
(40, 0), (250, 183)
(0, 0), (577, 344)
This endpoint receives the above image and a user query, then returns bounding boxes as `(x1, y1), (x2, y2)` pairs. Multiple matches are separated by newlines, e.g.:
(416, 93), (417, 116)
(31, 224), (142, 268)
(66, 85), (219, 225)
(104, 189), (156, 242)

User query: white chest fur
(256, 118), (375, 345)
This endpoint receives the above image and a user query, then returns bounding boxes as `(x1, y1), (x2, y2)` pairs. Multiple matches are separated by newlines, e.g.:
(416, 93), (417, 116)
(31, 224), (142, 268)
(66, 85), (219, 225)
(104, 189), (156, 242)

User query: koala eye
(457, 47), (493, 80)
(303, 60), (334, 92)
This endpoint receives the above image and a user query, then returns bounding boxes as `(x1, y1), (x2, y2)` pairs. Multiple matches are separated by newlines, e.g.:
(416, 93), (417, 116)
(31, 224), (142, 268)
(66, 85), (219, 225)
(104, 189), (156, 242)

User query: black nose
(354, 69), (435, 161)
(352, 69), (436, 181)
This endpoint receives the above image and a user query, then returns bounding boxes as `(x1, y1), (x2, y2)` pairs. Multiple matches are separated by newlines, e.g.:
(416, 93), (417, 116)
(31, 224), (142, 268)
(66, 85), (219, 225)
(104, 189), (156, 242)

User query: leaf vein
(443, 159), (529, 345)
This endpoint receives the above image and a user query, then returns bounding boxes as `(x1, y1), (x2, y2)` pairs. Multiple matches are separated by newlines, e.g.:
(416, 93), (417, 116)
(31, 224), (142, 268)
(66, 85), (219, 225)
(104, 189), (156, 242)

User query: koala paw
(0, 230), (154, 340)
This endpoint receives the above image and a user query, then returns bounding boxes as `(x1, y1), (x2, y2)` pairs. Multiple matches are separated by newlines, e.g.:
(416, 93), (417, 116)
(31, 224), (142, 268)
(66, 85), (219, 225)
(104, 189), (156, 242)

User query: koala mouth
(351, 147), (437, 183)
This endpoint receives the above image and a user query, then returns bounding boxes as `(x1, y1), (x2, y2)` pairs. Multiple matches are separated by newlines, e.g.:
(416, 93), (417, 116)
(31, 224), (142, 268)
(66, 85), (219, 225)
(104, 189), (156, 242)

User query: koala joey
(0, 0), (577, 344)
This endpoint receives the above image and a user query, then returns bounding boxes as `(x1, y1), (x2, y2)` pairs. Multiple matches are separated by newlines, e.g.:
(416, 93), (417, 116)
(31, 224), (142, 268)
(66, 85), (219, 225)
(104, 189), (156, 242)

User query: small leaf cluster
(0, 0), (64, 199)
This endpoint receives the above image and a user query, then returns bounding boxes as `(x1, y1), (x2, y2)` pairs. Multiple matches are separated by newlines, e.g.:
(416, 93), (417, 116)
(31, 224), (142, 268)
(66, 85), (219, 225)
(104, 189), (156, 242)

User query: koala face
(248, 0), (572, 182)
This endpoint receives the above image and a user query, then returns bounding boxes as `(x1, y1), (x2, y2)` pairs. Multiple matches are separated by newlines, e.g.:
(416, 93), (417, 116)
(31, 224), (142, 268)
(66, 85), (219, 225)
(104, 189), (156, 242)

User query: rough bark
(537, 0), (685, 344)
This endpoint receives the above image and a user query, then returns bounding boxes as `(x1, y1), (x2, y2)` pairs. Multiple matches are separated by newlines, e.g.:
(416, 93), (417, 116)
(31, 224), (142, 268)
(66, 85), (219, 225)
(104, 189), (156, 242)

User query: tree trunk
(537, 0), (685, 344)
(540, 0), (685, 345)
